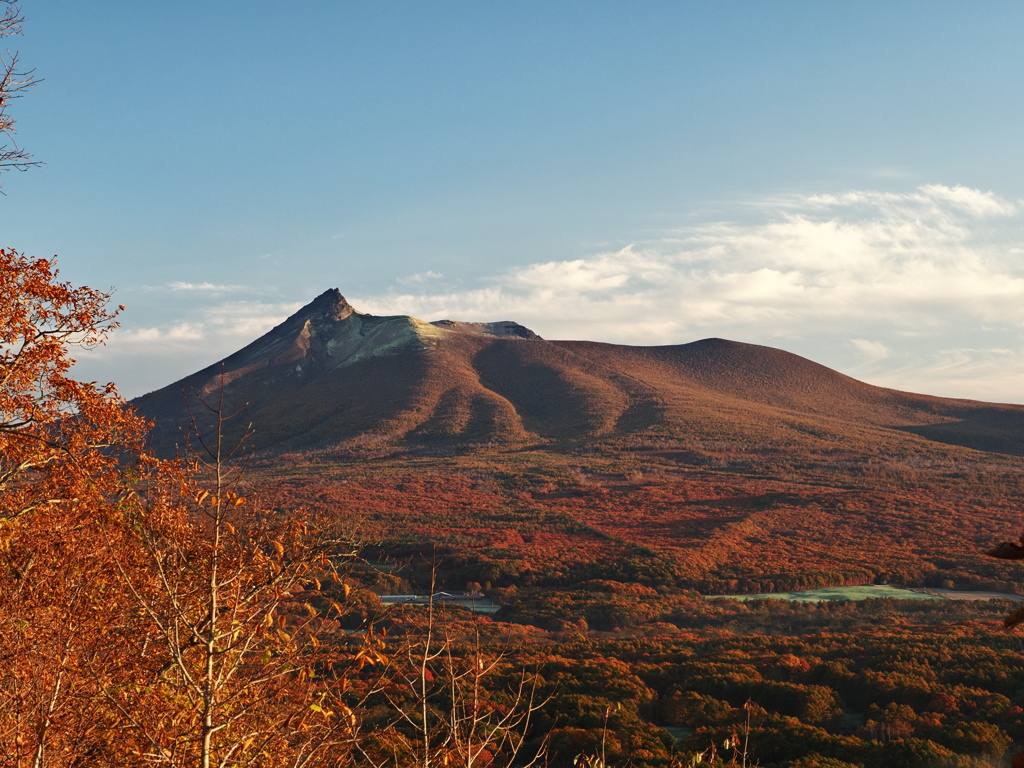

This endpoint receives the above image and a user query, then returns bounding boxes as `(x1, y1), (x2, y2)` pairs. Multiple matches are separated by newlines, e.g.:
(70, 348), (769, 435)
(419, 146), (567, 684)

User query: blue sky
(5, 1), (1024, 402)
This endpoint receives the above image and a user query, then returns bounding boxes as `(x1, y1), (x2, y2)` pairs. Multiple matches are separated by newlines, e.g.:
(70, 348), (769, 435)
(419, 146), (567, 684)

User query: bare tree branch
(0, 1), (40, 184)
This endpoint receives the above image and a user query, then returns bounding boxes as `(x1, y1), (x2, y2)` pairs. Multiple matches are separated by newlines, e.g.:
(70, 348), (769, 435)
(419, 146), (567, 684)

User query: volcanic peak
(134, 289), (542, 404)
(278, 289), (543, 344)
(304, 288), (356, 323)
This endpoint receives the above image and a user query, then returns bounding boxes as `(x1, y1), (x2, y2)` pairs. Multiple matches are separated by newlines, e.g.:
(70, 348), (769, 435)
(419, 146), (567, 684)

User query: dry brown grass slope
(555, 338), (1024, 454)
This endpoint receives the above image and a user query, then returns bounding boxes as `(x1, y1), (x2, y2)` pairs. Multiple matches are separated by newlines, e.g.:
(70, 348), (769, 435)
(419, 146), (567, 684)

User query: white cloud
(850, 339), (890, 363)
(397, 270), (445, 285)
(116, 323), (205, 343)
(169, 281), (245, 292)
(856, 347), (1024, 404)
(109, 302), (299, 350)
(72, 300), (302, 396)
(362, 185), (1024, 336)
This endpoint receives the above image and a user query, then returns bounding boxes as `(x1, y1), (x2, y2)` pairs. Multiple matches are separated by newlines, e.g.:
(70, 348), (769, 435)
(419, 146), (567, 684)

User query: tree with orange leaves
(0, 248), (145, 520)
(0, 249), (150, 765)
(104, 404), (373, 767)
(0, 250), (374, 766)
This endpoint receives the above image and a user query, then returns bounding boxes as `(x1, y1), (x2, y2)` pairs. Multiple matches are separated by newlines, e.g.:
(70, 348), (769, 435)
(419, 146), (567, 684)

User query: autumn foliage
(0, 254), (134, 763)
(0, 254), (374, 766)
(0, 248), (144, 520)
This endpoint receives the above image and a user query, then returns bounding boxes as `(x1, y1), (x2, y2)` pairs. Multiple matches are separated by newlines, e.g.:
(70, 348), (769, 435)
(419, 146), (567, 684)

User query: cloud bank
(84, 185), (1024, 403)
(365, 184), (1024, 336)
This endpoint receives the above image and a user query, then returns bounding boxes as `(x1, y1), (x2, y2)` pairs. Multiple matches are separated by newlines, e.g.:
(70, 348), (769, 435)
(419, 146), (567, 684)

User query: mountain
(131, 289), (1024, 456)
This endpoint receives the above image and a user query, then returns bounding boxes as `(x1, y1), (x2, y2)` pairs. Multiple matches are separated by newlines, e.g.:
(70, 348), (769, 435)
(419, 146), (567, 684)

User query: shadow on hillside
(898, 407), (1024, 456)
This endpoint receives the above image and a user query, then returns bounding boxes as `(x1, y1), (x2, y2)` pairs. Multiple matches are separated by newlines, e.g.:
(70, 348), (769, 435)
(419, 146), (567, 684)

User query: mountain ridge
(131, 290), (1024, 457)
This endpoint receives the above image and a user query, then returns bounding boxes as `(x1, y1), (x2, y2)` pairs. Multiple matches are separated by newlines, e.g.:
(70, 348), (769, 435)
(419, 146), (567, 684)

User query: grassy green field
(714, 584), (946, 602)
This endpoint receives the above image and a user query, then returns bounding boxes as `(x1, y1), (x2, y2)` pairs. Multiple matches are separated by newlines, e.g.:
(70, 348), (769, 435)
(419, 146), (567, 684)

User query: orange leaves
(0, 248), (161, 761)
(193, 488), (247, 509)
(91, 375), (369, 768)
(0, 248), (146, 523)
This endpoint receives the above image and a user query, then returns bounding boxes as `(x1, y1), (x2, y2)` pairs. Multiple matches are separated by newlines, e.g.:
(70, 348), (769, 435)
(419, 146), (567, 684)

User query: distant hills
(132, 289), (1024, 457)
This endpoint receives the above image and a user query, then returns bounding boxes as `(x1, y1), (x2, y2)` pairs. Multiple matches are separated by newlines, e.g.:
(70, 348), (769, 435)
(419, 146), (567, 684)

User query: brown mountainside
(131, 289), (1024, 456)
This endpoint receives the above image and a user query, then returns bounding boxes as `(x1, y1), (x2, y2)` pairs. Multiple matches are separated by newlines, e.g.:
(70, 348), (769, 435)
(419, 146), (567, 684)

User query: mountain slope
(131, 289), (1024, 456)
